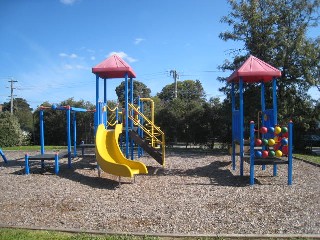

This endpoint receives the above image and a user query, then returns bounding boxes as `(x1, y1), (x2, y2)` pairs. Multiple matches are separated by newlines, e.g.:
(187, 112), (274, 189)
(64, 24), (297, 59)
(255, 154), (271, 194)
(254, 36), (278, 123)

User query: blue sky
(0, 0), (319, 110)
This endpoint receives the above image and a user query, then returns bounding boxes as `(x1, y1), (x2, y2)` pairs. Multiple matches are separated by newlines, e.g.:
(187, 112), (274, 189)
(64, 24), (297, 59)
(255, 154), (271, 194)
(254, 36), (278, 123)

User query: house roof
(227, 55), (281, 83)
(92, 54), (136, 79)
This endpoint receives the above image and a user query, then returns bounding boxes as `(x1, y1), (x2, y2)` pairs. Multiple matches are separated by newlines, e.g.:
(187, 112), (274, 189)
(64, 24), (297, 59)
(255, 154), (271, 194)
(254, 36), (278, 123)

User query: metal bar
(239, 78), (244, 176)
(40, 109), (45, 154)
(288, 121), (293, 185)
(25, 154), (29, 174)
(104, 78), (107, 128)
(0, 149), (8, 163)
(250, 121), (255, 185)
(261, 81), (266, 171)
(54, 153), (59, 174)
(95, 74), (100, 131)
(272, 77), (278, 125)
(73, 111), (77, 157)
(125, 73), (129, 158)
(231, 82), (236, 170)
(67, 106), (71, 168)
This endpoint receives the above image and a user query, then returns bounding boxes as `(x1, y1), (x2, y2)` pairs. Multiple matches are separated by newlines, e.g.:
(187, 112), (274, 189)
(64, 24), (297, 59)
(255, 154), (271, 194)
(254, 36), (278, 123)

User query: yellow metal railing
(107, 106), (118, 127)
(128, 103), (165, 164)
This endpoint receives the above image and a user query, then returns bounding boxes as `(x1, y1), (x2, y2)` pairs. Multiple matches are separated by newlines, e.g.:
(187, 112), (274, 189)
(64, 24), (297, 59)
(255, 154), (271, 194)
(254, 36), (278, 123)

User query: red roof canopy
(227, 55), (281, 83)
(92, 54), (136, 79)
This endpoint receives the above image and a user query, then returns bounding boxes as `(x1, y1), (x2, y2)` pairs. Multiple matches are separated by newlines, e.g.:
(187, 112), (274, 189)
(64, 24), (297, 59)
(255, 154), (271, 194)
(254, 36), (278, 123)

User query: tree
(0, 112), (28, 147)
(219, 0), (320, 92)
(115, 80), (151, 105)
(157, 79), (206, 103)
(2, 98), (33, 132)
(219, 0), (320, 145)
(156, 80), (208, 146)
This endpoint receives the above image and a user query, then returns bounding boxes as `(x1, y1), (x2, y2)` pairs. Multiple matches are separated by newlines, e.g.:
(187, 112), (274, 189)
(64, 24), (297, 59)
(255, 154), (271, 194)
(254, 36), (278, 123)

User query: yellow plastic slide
(95, 123), (148, 178)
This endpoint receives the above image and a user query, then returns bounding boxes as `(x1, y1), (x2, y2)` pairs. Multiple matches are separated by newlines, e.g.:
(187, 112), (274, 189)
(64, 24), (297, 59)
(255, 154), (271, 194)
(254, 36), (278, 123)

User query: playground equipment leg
(0, 149), (8, 163)
(288, 121), (293, 185)
(273, 164), (277, 176)
(97, 165), (101, 177)
(68, 152), (72, 168)
(54, 153), (59, 175)
(25, 154), (30, 175)
(249, 122), (255, 185)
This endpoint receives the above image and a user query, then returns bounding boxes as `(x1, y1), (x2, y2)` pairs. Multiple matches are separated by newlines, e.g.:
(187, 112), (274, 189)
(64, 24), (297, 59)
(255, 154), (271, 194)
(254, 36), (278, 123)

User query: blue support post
(0, 149), (8, 163)
(67, 106), (71, 168)
(130, 78), (134, 130)
(73, 111), (77, 157)
(25, 154), (29, 174)
(130, 78), (134, 160)
(54, 153), (59, 175)
(273, 162), (278, 176)
(115, 106), (119, 123)
(140, 100), (144, 156)
(95, 74), (100, 132)
(231, 82), (236, 170)
(272, 77), (278, 125)
(261, 81), (266, 171)
(288, 121), (293, 185)
(40, 109), (45, 155)
(272, 77), (278, 175)
(250, 121), (255, 185)
(104, 78), (107, 128)
(239, 78), (244, 176)
(124, 73), (129, 158)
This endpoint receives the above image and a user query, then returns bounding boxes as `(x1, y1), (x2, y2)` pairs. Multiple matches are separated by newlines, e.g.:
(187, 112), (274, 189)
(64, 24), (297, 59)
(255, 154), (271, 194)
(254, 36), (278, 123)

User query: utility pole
(170, 70), (179, 98)
(8, 78), (17, 115)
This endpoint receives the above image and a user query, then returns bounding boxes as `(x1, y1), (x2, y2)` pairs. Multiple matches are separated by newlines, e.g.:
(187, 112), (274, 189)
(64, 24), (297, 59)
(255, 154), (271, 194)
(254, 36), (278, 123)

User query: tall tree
(2, 98), (33, 132)
(115, 80), (151, 105)
(219, 0), (320, 141)
(157, 79), (206, 103)
(156, 80), (208, 145)
(0, 112), (27, 147)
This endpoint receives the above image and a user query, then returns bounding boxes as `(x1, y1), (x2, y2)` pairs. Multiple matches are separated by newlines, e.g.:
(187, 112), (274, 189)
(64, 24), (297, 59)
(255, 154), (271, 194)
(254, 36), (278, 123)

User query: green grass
(0, 228), (316, 240)
(2, 146), (67, 151)
(294, 153), (320, 164)
(0, 228), (157, 240)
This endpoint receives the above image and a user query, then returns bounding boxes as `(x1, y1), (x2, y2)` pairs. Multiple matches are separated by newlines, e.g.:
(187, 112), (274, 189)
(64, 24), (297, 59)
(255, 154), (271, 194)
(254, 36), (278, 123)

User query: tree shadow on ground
(147, 160), (261, 187)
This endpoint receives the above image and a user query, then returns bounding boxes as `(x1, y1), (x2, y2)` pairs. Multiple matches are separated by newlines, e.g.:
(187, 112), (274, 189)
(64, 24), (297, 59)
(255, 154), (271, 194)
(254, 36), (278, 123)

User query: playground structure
(25, 105), (94, 174)
(0, 148), (8, 163)
(92, 54), (165, 179)
(95, 123), (148, 178)
(228, 55), (293, 185)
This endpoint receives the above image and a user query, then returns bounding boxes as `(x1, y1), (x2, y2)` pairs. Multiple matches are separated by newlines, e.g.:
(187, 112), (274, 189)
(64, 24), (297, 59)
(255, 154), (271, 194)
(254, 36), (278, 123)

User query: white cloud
(60, 0), (78, 5)
(90, 56), (96, 61)
(134, 38), (145, 45)
(59, 53), (78, 58)
(107, 51), (137, 63)
(63, 64), (73, 70)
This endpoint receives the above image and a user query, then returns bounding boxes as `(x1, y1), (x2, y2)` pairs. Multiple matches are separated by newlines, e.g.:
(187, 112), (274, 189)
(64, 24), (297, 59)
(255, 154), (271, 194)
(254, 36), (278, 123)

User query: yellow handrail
(128, 103), (164, 135)
(107, 106), (118, 112)
(128, 103), (165, 165)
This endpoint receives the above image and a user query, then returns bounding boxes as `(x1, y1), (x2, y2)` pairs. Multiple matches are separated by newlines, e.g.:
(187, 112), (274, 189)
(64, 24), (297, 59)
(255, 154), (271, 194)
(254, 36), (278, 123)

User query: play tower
(92, 55), (165, 179)
(228, 55), (293, 185)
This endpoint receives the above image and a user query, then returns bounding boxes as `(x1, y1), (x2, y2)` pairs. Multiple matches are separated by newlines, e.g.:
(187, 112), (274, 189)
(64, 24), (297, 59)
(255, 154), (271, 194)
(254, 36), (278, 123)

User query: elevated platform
(78, 143), (95, 156)
(25, 152), (70, 175)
